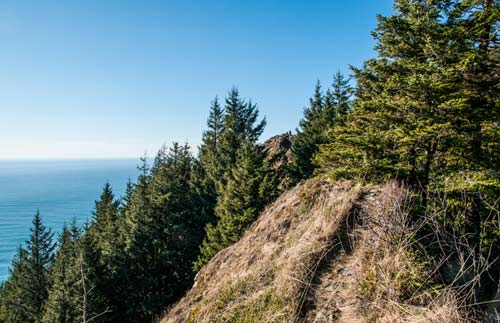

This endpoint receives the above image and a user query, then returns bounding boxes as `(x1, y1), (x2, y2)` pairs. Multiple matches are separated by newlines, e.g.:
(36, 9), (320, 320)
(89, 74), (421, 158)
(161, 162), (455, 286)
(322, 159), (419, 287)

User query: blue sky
(0, 0), (393, 159)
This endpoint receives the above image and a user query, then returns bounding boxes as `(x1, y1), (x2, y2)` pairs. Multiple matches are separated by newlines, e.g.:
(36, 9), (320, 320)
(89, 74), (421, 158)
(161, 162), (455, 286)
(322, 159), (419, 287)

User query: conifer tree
(196, 97), (225, 223)
(217, 88), (266, 187)
(195, 141), (264, 270)
(89, 182), (120, 260)
(122, 155), (151, 250)
(199, 96), (225, 189)
(290, 76), (351, 182)
(315, 0), (500, 302)
(86, 183), (123, 323)
(0, 212), (54, 323)
(43, 223), (81, 323)
(122, 143), (207, 322)
(44, 221), (109, 323)
(0, 247), (31, 323)
(330, 71), (352, 121)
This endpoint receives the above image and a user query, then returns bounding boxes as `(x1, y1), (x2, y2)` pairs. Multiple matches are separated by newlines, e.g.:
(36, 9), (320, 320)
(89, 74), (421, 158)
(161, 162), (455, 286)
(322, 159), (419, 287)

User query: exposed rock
(261, 132), (293, 170)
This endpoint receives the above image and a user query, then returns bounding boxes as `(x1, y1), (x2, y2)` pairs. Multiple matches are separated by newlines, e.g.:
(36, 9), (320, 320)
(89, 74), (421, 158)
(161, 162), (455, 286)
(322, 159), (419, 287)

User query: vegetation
(0, 0), (499, 321)
(0, 212), (55, 323)
(289, 73), (352, 183)
(315, 0), (500, 303)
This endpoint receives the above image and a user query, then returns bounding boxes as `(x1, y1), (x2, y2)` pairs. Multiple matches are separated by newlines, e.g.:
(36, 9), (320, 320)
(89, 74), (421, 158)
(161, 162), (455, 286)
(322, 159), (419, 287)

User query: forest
(0, 0), (499, 322)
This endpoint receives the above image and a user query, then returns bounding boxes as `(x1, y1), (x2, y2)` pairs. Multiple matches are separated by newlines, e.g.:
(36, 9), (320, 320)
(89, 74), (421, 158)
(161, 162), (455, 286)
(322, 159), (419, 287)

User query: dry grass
(160, 179), (466, 323)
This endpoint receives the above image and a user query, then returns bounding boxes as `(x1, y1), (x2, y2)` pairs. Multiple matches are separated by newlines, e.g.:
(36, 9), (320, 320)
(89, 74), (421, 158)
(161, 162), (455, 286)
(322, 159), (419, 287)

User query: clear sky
(0, 0), (393, 159)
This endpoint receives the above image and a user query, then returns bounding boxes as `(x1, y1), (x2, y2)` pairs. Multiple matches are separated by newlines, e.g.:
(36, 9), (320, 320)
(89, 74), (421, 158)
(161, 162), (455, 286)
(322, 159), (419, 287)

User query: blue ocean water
(0, 159), (139, 282)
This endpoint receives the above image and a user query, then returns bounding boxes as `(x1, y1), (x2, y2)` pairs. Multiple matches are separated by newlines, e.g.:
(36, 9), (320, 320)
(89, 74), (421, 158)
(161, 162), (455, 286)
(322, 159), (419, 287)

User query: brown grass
(159, 179), (465, 323)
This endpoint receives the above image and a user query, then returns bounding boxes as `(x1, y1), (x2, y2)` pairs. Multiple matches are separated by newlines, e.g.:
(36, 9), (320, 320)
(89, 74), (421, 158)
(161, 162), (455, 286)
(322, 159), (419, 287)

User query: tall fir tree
(0, 212), (54, 323)
(196, 97), (225, 223)
(199, 96), (225, 188)
(330, 71), (352, 121)
(290, 75), (352, 182)
(87, 183), (123, 323)
(195, 140), (264, 270)
(194, 88), (267, 270)
(122, 143), (208, 322)
(89, 182), (121, 260)
(217, 87), (266, 188)
(315, 0), (500, 302)
(0, 247), (31, 323)
(43, 223), (81, 323)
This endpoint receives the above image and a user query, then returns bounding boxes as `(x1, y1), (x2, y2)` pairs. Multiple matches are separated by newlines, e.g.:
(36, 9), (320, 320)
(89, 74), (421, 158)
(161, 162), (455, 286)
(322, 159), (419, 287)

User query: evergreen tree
(195, 141), (264, 270)
(0, 247), (31, 323)
(122, 143), (207, 322)
(0, 212), (54, 323)
(290, 76), (351, 182)
(315, 0), (456, 187)
(217, 87), (266, 188)
(89, 182), (120, 260)
(123, 155), (152, 250)
(43, 223), (81, 323)
(196, 97), (225, 223)
(315, 0), (500, 302)
(86, 183), (123, 323)
(330, 71), (352, 121)
(199, 96), (225, 190)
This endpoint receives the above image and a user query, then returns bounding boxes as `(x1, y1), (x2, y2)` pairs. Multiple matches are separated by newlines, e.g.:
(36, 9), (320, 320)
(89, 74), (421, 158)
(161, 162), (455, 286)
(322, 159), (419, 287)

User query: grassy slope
(160, 178), (463, 323)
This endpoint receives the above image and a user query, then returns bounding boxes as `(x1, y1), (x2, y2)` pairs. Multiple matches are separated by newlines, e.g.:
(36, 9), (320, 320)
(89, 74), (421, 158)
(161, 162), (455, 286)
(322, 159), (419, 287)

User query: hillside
(160, 179), (462, 323)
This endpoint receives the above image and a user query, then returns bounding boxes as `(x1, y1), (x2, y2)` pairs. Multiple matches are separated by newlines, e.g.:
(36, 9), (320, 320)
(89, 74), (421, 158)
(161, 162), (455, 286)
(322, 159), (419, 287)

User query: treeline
(0, 79), (351, 323)
(1, 0), (499, 321)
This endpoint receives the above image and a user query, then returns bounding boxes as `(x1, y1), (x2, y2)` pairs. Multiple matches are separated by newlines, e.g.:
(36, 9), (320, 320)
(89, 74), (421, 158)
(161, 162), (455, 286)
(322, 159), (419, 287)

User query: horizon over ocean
(0, 158), (140, 282)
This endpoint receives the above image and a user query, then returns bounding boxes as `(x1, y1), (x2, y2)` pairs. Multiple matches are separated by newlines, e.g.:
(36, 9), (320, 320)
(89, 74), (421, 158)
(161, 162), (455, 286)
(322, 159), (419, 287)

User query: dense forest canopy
(0, 0), (499, 322)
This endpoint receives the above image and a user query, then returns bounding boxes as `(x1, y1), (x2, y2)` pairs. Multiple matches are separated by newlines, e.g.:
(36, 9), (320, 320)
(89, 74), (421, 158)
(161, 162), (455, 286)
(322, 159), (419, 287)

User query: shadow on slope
(161, 178), (463, 323)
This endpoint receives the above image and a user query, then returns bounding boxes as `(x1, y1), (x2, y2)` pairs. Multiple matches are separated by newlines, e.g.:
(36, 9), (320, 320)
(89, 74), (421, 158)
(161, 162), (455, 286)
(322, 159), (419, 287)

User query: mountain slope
(160, 179), (462, 323)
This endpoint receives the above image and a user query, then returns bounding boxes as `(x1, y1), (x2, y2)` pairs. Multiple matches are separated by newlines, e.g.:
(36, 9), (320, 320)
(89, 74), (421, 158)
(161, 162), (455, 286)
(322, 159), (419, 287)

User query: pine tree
(43, 223), (81, 323)
(122, 143), (207, 322)
(330, 71), (352, 121)
(0, 247), (31, 323)
(315, 0), (452, 186)
(85, 183), (123, 323)
(290, 76), (351, 182)
(196, 97), (225, 224)
(123, 155), (151, 250)
(315, 0), (500, 302)
(77, 224), (109, 323)
(199, 96), (225, 190)
(0, 212), (54, 323)
(217, 87), (266, 187)
(89, 182), (120, 260)
(195, 141), (264, 270)
(44, 221), (109, 323)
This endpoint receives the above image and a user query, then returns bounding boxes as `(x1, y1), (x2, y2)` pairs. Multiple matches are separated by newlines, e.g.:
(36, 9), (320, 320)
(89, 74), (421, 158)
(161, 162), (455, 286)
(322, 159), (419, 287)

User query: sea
(0, 159), (139, 282)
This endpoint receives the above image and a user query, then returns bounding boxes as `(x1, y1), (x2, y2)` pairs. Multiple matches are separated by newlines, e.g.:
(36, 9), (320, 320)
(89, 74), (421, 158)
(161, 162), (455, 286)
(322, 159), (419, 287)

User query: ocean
(0, 159), (139, 282)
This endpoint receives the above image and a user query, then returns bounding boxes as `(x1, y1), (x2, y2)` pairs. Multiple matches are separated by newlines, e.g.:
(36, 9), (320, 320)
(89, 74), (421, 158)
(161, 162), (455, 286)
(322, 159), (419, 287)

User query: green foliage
(0, 212), (54, 323)
(194, 88), (268, 270)
(86, 183), (123, 323)
(3, 1), (499, 320)
(42, 223), (83, 323)
(215, 87), (266, 189)
(197, 96), (225, 219)
(315, 0), (500, 302)
(195, 141), (265, 270)
(120, 143), (209, 322)
(290, 73), (352, 182)
(89, 182), (121, 261)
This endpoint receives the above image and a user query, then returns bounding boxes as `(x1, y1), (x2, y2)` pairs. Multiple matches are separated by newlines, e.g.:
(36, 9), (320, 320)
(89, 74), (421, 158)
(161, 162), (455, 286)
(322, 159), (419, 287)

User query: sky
(0, 0), (394, 159)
